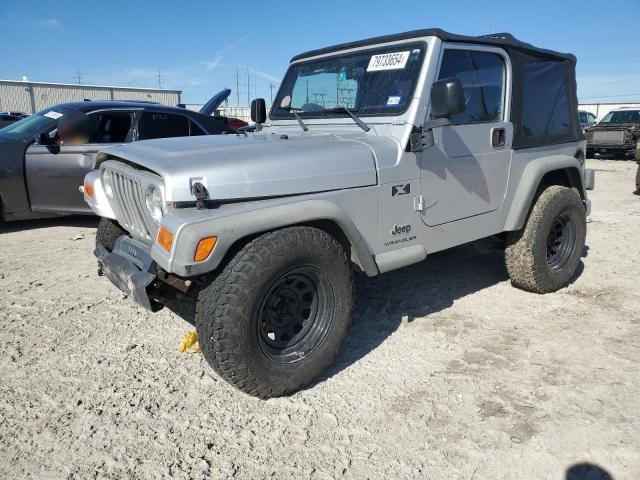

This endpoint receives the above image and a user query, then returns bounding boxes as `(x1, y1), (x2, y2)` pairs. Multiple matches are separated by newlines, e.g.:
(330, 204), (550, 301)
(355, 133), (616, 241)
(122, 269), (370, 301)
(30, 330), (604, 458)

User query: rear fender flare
(504, 155), (585, 231)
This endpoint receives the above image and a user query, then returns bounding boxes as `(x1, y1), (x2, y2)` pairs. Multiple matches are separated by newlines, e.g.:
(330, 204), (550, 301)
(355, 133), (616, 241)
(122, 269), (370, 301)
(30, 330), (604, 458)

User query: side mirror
(35, 132), (51, 145)
(251, 98), (267, 124)
(430, 78), (465, 120)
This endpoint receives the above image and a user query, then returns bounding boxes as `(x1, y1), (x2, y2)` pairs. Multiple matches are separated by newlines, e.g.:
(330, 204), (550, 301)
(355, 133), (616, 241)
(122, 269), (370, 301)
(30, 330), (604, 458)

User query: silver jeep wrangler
(84, 29), (595, 398)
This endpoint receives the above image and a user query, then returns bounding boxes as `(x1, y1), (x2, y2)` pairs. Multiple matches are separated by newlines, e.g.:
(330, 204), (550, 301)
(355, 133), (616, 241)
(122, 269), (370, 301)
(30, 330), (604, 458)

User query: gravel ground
(1, 159), (639, 480)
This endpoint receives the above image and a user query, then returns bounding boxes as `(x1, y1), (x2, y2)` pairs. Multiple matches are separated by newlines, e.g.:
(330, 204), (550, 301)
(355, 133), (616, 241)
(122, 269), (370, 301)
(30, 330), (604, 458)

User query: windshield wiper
(281, 106), (308, 132)
(326, 106), (370, 132)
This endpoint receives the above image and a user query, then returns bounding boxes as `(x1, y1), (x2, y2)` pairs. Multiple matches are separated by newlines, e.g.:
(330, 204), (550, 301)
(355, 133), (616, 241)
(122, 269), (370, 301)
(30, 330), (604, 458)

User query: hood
(97, 132), (384, 203)
(199, 89), (231, 117)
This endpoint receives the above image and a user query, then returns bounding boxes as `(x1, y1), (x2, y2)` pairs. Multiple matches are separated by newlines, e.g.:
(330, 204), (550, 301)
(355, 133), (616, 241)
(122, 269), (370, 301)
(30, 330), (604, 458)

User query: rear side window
(88, 113), (132, 143)
(437, 49), (506, 124)
(137, 112), (189, 140)
(579, 112), (587, 123)
(522, 62), (572, 139)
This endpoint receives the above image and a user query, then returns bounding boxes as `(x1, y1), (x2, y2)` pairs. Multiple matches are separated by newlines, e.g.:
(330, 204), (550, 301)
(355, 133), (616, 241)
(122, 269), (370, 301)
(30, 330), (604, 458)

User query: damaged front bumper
(95, 237), (166, 312)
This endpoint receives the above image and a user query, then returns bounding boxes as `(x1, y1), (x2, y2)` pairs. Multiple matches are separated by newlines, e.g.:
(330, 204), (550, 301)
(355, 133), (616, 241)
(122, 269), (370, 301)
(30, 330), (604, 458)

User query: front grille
(593, 130), (625, 144)
(105, 165), (160, 244)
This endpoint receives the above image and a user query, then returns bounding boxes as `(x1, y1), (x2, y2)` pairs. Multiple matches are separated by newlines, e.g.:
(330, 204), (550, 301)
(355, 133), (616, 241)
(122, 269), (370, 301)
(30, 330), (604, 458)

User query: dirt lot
(0, 159), (638, 480)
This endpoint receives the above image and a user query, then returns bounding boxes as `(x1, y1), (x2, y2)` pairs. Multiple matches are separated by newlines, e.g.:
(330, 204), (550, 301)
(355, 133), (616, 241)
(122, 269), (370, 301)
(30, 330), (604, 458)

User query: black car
(0, 95), (235, 221)
(586, 108), (640, 159)
(0, 111), (28, 128)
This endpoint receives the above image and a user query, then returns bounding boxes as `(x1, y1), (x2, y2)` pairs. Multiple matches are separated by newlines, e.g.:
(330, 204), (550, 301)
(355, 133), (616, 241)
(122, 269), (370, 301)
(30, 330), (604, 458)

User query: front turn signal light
(157, 226), (174, 252)
(84, 182), (94, 199)
(194, 236), (217, 261)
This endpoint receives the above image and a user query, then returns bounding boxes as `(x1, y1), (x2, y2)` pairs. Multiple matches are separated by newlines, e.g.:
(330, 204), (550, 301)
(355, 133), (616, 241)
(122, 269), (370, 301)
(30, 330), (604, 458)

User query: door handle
(491, 127), (506, 148)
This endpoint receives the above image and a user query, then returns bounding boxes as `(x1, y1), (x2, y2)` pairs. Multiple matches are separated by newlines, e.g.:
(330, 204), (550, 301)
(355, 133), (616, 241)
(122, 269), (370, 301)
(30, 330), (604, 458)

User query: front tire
(96, 217), (126, 251)
(195, 226), (353, 399)
(505, 186), (586, 293)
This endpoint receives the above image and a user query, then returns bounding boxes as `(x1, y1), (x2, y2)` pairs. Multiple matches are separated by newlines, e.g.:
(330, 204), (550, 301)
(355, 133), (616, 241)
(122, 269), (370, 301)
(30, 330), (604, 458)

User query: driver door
(419, 45), (512, 226)
(25, 111), (133, 213)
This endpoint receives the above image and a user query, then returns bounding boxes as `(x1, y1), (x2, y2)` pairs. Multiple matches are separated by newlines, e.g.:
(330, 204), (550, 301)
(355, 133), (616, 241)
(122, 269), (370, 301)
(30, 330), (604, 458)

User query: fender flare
(504, 155), (585, 231)
(159, 198), (380, 278)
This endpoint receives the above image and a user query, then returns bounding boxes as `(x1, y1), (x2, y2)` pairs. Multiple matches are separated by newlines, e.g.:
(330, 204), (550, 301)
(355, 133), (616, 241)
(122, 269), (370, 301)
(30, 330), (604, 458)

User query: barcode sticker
(367, 51), (410, 72)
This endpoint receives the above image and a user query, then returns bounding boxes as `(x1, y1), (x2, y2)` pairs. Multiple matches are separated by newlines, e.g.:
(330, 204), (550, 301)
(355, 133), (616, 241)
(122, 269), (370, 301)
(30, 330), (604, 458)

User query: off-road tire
(195, 226), (353, 399)
(96, 217), (126, 251)
(505, 186), (586, 294)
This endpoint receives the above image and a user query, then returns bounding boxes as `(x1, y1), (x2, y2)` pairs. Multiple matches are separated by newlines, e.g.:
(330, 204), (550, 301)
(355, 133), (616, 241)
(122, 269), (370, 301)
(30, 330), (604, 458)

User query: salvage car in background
(586, 107), (640, 159)
(578, 109), (596, 130)
(0, 95), (236, 221)
(0, 111), (27, 128)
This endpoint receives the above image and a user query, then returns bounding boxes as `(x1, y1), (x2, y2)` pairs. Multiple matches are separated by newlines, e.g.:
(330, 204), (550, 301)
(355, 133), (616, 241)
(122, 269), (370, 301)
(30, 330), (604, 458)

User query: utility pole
(74, 66), (82, 85)
(246, 68), (251, 107)
(268, 82), (277, 104)
(236, 68), (240, 108)
(157, 69), (164, 89)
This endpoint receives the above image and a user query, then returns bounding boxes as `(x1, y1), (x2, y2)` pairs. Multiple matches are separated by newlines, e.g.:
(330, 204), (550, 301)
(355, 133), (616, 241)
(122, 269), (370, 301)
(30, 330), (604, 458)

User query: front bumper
(95, 239), (162, 312)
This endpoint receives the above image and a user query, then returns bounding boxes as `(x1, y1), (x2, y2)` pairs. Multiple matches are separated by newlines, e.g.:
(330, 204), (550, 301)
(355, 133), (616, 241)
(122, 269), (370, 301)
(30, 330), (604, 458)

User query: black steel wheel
(257, 268), (333, 363)
(546, 211), (578, 273)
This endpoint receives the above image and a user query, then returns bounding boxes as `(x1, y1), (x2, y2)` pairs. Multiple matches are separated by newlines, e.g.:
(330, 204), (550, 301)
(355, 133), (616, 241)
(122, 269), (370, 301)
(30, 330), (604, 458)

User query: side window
(137, 112), (190, 140)
(189, 120), (206, 136)
(437, 49), (506, 124)
(579, 112), (587, 123)
(88, 113), (132, 143)
(522, 61), (573, 139)
(588, 113), (597, 123)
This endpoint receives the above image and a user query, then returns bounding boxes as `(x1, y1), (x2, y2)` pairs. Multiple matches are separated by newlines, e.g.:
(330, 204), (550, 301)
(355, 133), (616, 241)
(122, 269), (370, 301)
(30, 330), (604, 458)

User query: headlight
(101, 169), (114, 200)
(145, 185), (164, 223)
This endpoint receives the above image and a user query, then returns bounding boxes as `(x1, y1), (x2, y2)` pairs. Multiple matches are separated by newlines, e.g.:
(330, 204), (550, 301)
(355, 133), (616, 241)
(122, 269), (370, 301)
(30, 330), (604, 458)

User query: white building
(0, 79), (182, 114)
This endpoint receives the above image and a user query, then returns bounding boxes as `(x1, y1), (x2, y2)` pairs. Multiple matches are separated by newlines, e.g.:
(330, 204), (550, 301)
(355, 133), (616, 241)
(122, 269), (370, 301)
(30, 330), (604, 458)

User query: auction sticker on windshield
(44, 111), (64, 120)
(367, 51), (410, 72)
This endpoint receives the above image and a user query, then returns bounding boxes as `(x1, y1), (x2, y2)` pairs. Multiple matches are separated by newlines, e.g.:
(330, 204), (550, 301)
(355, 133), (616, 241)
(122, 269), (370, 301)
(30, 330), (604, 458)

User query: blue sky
(1, 0), (638, 105)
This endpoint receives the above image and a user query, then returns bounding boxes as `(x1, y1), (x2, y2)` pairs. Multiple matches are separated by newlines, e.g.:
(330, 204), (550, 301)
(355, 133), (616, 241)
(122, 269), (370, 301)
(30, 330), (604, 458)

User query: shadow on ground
(0, 215), (98, 234)
(566, 463), (614, 480)
(313, 245), (509, 384)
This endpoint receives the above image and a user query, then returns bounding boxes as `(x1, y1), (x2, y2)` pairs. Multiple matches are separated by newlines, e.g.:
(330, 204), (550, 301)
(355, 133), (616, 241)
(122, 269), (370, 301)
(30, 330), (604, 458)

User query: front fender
(83, 169), (116, 220)
(504, 155), (585, 231)
(153, 196), (379, 278)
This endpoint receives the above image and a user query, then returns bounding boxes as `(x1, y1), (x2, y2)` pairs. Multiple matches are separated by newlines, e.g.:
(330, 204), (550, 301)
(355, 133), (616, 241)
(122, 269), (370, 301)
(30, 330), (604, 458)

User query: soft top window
(516, 59), (580, 148)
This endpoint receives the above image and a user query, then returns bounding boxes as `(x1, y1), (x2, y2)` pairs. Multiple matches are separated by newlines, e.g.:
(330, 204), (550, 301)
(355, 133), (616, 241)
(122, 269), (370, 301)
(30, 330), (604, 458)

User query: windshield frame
(270, 41), (427, 121)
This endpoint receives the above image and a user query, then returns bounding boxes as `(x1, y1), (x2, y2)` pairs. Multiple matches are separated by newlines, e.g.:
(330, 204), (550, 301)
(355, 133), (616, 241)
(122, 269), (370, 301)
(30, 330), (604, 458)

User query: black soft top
(291, 28), (574, 63)
(292, 29), (583, 150)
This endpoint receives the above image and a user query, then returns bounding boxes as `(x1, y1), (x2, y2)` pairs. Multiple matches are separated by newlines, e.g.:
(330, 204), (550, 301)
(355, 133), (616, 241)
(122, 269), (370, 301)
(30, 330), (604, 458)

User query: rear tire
(195, 226), (353, 399)
(96, 217), (126, 251)
(505, 186), (586, 294)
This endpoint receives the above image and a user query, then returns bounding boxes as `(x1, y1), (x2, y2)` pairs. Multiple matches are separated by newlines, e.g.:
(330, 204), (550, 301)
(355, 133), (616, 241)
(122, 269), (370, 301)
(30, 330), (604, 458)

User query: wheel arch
(167, 199), (380, 278)
(504, 154), (586, 231)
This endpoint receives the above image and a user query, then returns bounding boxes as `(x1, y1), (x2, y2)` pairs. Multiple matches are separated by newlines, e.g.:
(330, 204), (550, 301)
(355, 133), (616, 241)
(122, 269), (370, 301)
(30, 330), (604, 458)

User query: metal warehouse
(0, 79), (182, 114)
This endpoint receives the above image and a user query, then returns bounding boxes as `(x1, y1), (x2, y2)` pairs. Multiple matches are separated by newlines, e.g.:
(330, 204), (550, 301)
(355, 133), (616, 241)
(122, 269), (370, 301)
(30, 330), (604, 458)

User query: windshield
(0, 107), (73, 140)
(271, 42), (426, 120)
(599, 110), (640, 124)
